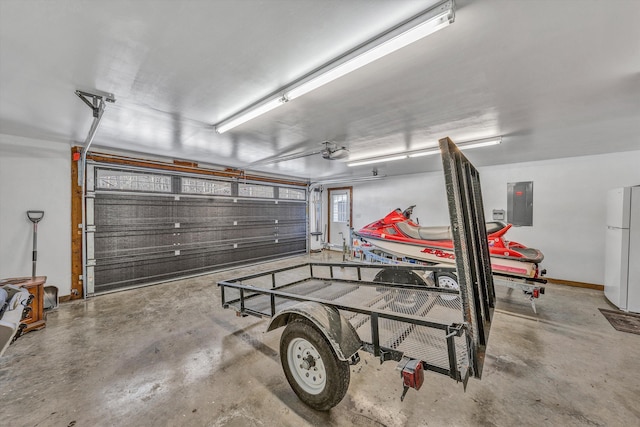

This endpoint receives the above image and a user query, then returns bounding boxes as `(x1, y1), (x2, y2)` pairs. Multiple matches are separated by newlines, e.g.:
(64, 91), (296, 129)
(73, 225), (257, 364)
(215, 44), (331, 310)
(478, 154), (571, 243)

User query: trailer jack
(397, 357), (424, 401)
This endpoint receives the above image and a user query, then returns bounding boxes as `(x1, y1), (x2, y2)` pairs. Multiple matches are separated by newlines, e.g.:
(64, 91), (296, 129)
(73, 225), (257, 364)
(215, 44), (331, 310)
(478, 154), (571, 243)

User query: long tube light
(347, 154), (408, 167)
(215, 0), (455, 134)
(287, 1), (454, 101)
(311, 175), (386, 187)
(216, 96), (287, 134)
(408, 149), (440, 158)
(349, 136), (502, 166)
(455, 136), (503, 150)
(409, 136), (502, 158)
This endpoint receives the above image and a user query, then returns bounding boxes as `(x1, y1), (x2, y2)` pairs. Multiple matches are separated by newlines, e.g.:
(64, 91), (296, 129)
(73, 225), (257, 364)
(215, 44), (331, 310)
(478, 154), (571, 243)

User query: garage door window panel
(96, 169), (172, 193)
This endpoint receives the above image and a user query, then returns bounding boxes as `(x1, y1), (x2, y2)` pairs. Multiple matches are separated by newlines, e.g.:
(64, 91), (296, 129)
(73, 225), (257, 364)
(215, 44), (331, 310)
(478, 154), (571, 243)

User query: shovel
(26, 211), (45, 278)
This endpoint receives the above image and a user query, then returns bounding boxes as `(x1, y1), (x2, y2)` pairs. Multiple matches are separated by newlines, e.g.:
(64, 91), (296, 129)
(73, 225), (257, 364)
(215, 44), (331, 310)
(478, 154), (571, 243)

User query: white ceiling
(1, 0), (639, 180)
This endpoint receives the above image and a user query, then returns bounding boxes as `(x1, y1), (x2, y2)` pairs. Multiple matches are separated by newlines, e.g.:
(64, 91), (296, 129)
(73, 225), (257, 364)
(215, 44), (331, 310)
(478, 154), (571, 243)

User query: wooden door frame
(327, 186), (353, 245)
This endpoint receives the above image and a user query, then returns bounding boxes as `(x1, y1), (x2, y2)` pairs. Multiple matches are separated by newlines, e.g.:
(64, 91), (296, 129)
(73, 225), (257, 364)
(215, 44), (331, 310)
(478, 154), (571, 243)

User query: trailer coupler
(397, 357), (424, 401)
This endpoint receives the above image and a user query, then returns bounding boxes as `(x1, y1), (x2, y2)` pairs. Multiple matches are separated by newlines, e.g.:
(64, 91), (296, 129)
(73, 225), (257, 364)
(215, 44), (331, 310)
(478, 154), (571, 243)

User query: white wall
(347, 150), (640, 284)
(0, 134), (71, 296)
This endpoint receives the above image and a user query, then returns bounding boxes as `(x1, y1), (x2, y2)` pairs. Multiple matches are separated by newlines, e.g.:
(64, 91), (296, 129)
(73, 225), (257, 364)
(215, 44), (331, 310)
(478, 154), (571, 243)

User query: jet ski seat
(486, 221), (508, 234)
(396, 221), (509, 241)
(418, 226), (452, 240)
(396, 222), (451, 240)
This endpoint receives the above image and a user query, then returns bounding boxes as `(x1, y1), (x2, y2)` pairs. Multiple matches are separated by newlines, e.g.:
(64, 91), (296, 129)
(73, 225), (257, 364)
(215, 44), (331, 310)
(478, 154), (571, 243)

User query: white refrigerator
(604, 186), (640, 313)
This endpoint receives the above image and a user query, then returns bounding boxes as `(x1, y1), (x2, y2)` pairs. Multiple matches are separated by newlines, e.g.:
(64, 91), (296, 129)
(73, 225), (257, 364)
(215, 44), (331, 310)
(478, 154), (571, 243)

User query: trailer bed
(220, 262), (471, 381)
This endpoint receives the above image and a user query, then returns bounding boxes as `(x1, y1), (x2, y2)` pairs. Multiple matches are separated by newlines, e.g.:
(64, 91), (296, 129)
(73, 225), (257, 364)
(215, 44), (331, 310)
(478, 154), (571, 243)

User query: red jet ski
(356, 206), (544, 278)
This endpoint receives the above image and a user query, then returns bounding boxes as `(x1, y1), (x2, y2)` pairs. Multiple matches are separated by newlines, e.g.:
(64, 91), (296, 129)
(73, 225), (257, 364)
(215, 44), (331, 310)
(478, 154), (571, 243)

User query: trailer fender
(267, 301), (361, 362)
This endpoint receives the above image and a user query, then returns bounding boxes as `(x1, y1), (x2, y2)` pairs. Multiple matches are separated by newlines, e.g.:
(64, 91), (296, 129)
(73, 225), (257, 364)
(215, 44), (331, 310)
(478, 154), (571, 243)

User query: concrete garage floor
(2, 253), (639, 426)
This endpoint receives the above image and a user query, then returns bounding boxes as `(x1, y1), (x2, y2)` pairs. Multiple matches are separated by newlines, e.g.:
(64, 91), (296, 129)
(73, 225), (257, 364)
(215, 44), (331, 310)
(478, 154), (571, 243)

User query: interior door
(328, 187), (352, 250)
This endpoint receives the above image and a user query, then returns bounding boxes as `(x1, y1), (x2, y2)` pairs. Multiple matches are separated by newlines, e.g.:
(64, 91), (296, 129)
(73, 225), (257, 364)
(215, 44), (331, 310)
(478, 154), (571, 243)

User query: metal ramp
(440, 137), (495, 378)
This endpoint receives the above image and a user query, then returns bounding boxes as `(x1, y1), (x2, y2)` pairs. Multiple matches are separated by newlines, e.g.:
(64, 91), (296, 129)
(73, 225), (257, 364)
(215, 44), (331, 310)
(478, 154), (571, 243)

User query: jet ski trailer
(353, 244), (546, 313)
(218, 138), (498, 410)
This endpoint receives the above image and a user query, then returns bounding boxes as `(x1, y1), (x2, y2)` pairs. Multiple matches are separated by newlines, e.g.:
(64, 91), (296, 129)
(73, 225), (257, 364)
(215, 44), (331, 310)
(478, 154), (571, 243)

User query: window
(279, 187), (306, 200)
(96, 169), (171, 193)
(181, 177), (232, 195)
(332, 194), (348, 223)
(239, 183), (274, 198)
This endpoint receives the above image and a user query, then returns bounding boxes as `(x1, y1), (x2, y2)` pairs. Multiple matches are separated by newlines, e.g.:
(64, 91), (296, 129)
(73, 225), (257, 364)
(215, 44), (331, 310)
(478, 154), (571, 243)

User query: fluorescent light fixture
(350, 136), (502, 166)
(287, 1), (454, 100)
(347, 154), (407, 167)
(457, 136), (502, 150)
(408, 149), (440, 158)
(214, 0), (455, 133)
(311, 175), (386, 186)
(216, 96), (287, 134)
(407, 136), (502, 157)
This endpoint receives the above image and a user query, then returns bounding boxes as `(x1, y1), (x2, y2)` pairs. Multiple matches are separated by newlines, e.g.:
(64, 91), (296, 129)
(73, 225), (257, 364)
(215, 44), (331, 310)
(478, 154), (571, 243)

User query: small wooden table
(1, 276), (46, 332)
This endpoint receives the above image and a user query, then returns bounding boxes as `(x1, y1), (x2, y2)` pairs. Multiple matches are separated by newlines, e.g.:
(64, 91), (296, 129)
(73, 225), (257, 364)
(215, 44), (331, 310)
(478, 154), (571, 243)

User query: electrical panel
(507, 181), (533, 226)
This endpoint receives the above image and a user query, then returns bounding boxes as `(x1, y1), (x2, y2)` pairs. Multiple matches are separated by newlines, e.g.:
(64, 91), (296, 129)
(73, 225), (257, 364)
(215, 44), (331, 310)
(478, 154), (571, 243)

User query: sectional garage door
(85, 164), (307, 294)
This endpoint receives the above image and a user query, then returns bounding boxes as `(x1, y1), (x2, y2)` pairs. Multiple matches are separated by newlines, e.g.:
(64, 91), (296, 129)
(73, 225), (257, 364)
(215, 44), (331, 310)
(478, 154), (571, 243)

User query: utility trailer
(218, 138), (497, 410)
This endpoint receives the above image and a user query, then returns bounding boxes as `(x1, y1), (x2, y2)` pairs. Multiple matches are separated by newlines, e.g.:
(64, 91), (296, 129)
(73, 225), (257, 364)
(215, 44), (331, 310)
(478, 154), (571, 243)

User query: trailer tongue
(218, 137), (497, 410)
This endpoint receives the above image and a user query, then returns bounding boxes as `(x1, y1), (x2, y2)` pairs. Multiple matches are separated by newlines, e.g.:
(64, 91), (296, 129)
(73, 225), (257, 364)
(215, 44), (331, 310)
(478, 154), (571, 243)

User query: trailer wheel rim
(287, 337), (327, 395)
(438, 275), (459, 290)
(438, 274), (459, 301)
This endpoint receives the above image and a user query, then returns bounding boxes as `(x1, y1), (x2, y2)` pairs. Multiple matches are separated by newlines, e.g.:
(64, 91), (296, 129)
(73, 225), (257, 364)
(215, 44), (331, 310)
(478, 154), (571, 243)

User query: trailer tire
(435, 272), (459, 301)
(436, 272), (459, 290)
(280, 319), (350, 411)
